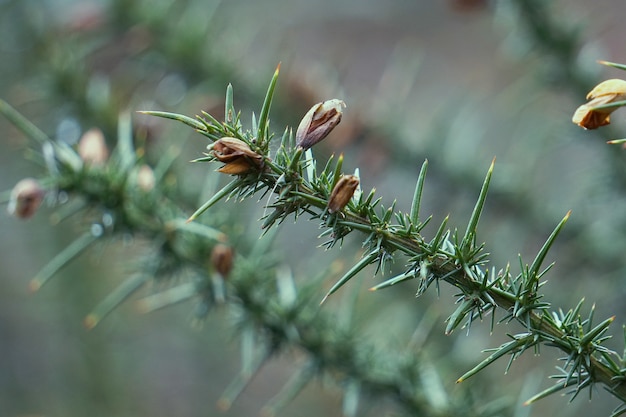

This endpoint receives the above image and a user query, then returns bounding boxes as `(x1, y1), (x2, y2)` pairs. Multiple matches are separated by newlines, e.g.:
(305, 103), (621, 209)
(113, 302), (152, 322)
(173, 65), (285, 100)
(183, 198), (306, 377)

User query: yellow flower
(572, 79), (626, 129)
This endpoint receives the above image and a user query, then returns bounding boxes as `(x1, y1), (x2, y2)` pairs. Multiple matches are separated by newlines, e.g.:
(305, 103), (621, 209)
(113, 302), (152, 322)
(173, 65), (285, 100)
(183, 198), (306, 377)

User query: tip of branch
(29, 279), (41, 292)
(135, 299), (151, 314)
(83, 314), (98, 330)
(275, 62), (282, 75)
(216, 398), (232, 411)
(607, 138), (626, 145)
(489, 156), (496, 170)
(456, 377), (464, 384)
(597, 59), (615, 68)
(368, 286), (377, 292)
(185, 216), (195, 224)
(319, 294), (330, 305)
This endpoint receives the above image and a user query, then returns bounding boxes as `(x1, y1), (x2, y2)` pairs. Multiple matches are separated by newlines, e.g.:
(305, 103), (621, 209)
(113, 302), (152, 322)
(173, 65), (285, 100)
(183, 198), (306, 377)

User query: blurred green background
(2, 0), (626, 416)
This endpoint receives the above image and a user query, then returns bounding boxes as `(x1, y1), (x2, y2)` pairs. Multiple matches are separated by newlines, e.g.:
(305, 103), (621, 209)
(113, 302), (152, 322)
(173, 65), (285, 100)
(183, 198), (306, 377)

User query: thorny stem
(232, 147), (626, 402)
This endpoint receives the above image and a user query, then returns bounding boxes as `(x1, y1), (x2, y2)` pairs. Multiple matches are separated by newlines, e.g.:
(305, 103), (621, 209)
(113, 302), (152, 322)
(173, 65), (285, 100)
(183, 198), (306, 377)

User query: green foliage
(143, 73), (626, 412)
(4, 1), (626, 416)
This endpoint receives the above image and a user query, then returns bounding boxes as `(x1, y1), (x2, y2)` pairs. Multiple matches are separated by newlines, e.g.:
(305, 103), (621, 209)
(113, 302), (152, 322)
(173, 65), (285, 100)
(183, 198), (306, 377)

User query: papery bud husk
(296, 99), (345, 150)
(7, 178), (45, 219)
(78, 128), (109, 166)
(328, 175), (359, 214)
(212, 137), (263, 174)
(217, 159), (254, 174)
(572, 79), (626, 130)
(211, 244), (234, 278)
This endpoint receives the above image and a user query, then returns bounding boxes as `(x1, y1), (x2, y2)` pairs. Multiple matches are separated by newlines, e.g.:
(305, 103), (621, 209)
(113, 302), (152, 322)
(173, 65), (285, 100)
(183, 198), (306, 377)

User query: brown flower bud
(7, 178), (45, 219)
(211, 244), (234, 278)
(572, 79), (626, 130)
(78, 128), (109, 166)
(211, 137), (263, 174)
(327, 175), (359, 214)
(296, 99), (345, 150)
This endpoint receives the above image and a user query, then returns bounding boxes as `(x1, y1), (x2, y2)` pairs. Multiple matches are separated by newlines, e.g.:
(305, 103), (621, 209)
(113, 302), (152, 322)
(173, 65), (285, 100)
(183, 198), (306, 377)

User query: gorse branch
(5, 60), (626, 414)
(5, 1), (626, 415)
(144, 68), (626, 411)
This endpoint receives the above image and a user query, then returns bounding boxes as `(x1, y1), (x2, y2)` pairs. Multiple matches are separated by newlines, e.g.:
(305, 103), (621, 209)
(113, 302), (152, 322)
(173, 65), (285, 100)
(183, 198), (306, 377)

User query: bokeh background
(2, 0), (626, 416)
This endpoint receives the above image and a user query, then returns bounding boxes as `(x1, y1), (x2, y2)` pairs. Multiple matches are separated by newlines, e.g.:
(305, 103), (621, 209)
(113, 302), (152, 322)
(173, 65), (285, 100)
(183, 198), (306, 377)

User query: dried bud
(136, 164), (155, 192)
(572, 79), (626, 129)
(211, 137), (263, 174)
(78, 128), (109, 166)
(296, 99), (345, 150)
(327, 175), (359, 214)
(7, 178), (45, 219)
(211, 244), (234, 278)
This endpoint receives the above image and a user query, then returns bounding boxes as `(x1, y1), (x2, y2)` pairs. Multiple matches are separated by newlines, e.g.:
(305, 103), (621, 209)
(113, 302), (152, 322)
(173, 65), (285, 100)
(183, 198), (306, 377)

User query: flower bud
(327, 175), (359, 214)
(211, 244), (234, 278)
(7, 178), (45, 219)
(296, 99), (345, 150)
(572, 79), (626, 130)
(78, 128), (109, 166)
(136, 164), (155, 192)
(211, 137), (263, 174)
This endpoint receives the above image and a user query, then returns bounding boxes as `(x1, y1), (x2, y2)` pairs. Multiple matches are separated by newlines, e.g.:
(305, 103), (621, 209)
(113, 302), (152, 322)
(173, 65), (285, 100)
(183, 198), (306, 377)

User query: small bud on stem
(211, 244), (234, 278)
(296, 99), (345, 150)
(211, 137), (264, 174)
(78, 128), (109, 166)
(7, 178), (45, 219)
(327, 175), (359, 214)
(136, 164), (155, 192)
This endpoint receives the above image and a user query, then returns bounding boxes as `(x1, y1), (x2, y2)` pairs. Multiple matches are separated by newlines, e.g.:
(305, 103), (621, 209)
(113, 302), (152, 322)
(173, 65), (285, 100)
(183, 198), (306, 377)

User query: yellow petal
(586, 79), (626, 99)
(572, 103), (611, 129)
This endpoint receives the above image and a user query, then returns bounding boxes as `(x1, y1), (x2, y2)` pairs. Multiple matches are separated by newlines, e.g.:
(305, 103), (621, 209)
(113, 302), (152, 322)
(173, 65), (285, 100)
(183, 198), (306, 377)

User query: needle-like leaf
(84, 273), (151, 329)
(320, 251), (378, 304)
(528, 211), (571, 282)
(138, 110), (208, 132)
(410, 159), (428, 225)
(187, 178), (243, 222)
(256, 63), (281, 148)
(462, 157), (495, 250)
(30, 231), (100, 291)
